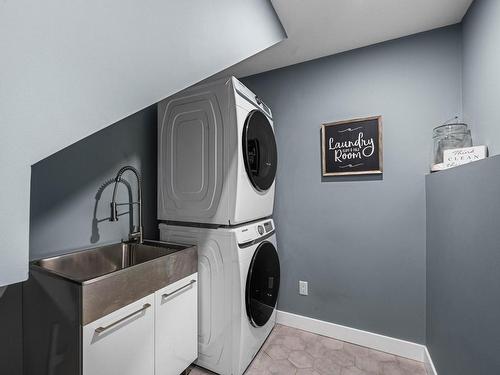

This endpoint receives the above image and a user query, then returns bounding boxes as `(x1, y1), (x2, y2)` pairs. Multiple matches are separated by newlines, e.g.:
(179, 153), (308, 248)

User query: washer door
(242, 110), (277, 192)
(246, 241), (280, 327)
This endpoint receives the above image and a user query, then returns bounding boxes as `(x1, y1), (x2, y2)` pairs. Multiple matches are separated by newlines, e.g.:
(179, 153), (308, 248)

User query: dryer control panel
(233, 78), (273, 119)
(236, 219), (274, 245)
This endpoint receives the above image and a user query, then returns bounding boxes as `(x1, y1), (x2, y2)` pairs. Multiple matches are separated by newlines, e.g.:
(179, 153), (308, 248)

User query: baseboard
(276, 310), (426, 362)
(424, 347), (438, 375)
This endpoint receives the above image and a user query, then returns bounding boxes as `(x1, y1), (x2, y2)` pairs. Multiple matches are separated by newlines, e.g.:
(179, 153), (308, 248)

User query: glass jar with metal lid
(432, 122), (472, 165)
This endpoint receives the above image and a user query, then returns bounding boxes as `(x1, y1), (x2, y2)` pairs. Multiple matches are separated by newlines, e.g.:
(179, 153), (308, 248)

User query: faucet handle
(110, 202), (118, 222)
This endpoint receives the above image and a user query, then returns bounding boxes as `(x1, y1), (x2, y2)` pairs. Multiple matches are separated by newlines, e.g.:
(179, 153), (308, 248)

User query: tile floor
(189, 324), (428, 375)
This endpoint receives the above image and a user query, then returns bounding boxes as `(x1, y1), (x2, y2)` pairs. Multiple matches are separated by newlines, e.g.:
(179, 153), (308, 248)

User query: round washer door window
(246, 241), (280, 327)
(242, 110), (277, 192)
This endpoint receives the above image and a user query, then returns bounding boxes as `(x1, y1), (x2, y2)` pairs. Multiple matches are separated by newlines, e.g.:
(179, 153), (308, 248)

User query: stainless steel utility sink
(30, 240), (197, 324)
(34, 240), (185, 283)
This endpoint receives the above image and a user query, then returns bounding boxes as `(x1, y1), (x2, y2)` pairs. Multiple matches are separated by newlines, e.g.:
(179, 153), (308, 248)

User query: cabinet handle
(162, 279), (196, 298)
(95, 303), (151, 334)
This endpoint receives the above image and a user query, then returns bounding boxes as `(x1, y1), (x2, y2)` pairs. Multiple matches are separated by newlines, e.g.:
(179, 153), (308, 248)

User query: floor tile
(296, 369), (322, 375)
(313, 356), (344, 375)
(266, 358), (297, 375)
(288, 350), (314, 368)
(266, 344), (292, 360)
(341, 366), (371, 375)
(354, 355), (381, 374)
(189, 324), (428, 375)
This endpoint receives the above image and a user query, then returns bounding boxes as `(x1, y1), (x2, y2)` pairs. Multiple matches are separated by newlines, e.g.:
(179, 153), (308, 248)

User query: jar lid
(433, 123), (468, 135)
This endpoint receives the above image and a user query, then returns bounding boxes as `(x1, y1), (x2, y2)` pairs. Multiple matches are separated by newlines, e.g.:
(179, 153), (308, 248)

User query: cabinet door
(155, 273), (198, 375)
(82, 294), (154, 375)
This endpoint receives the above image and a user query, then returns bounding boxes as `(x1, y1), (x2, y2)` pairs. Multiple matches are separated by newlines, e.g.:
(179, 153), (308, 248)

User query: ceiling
(219, 0), (473, 78)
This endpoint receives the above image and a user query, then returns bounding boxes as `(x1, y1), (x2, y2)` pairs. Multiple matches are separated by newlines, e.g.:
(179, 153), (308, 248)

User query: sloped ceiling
(0, 0), (285, 286)
(218, 0), (473, 78)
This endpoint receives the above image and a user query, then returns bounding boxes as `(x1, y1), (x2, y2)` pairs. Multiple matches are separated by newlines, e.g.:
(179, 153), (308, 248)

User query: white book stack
(431, 145), (488, 172)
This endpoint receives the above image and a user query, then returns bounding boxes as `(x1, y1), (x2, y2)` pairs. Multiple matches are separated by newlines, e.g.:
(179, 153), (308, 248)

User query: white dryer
(159, 219), (280, 375)
(157, 77), (277, 225)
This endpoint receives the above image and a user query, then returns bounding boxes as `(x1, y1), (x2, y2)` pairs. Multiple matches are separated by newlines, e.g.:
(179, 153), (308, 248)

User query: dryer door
(245, 241), (280, 327)
(242, 110), (277, 192)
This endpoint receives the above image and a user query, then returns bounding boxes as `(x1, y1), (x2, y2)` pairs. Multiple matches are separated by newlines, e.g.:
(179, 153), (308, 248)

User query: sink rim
(31, 239), (192, 285)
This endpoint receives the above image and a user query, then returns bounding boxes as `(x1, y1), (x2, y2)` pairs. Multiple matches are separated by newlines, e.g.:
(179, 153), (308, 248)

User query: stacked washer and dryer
(157, 77), (280, 375)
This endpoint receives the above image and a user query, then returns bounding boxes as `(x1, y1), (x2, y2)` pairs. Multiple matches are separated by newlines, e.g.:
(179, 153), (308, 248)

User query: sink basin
(30, 240), (197, 324)
(34, 240), (184, 283)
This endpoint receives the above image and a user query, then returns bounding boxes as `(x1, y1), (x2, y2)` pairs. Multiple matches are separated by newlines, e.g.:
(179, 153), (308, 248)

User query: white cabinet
(81, 274), (198, 375)
(155, 274), (198, 375)
(82, 294), (155, 375)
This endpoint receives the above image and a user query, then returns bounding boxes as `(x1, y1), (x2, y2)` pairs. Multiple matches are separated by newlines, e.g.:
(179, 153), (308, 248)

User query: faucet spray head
(110, 202), (118, 222)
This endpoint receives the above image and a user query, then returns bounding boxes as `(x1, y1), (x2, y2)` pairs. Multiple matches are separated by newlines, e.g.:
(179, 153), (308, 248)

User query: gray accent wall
(30, 105), (158, 260)
(243, 25), (463, 343)
(426, 156), (500, 374)
(462, 0), (500, 155)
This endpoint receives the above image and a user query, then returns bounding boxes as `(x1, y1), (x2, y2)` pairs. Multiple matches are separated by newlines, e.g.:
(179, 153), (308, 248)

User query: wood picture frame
(321, 116), (383, 176)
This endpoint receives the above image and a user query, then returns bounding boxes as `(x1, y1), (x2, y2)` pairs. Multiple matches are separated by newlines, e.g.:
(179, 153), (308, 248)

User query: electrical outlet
(299, 280), (308, 296)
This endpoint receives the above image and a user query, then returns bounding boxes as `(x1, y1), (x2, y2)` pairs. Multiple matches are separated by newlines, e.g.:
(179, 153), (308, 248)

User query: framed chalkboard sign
(321, 116), (383, 176)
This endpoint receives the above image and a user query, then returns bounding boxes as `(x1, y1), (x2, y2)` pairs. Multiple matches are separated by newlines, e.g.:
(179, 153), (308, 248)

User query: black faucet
(110, 166), (143, 243)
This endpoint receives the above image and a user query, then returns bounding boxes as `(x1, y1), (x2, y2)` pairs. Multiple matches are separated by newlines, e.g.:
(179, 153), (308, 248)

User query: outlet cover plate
(299, 280), (308, 295)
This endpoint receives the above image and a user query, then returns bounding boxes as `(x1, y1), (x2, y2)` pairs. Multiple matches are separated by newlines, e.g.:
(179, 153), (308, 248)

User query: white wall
(0, 0), (284, 286)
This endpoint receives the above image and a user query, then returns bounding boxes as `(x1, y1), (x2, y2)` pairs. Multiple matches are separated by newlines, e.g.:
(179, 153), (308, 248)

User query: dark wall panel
(0, 284), (23, 375)
(426, 156), (500, 374)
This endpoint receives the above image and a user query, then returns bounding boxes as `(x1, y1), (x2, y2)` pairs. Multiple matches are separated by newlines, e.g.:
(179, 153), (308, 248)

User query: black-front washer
(242, 110), (277, 192)
(245, 241), (280, 327)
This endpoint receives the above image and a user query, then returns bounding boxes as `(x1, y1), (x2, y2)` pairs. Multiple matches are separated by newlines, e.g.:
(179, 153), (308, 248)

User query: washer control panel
(263, 221), (273, 233)
(236, 219), (274, 245)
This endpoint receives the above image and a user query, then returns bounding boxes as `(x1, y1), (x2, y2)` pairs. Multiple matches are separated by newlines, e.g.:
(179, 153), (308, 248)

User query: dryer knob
(258, 226), (264, 235)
